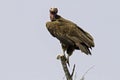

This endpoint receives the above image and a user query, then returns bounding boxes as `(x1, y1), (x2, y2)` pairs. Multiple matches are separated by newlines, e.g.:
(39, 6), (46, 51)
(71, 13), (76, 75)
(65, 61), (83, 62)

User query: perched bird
(46, 8), (95, 65)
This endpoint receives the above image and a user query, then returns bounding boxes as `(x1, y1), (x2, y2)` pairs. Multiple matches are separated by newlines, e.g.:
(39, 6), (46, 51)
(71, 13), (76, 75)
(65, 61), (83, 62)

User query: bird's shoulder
(46, 21), (60, 29)
(46, 15), (85, 35)
(46, 15), (77, 28)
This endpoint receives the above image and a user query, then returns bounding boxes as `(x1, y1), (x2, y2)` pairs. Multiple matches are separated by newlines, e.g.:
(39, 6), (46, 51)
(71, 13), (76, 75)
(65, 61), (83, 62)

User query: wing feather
(56, 17), (95, 48)
(46, 21), (74, 46)
(46, 16), (94, 54)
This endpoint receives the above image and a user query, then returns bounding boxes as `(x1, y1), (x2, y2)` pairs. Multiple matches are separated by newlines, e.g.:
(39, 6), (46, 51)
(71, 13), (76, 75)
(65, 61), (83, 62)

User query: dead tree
(57, 55), (75, 80)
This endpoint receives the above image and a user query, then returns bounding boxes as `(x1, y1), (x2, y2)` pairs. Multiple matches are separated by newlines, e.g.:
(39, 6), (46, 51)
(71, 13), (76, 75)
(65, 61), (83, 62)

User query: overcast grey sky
(0, 0), (120, 80)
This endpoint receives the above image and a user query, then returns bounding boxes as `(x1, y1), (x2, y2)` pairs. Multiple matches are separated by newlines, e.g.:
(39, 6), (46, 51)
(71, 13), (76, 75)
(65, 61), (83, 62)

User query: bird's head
(49, 8), (58, 14)
(49, 8), (58, 21)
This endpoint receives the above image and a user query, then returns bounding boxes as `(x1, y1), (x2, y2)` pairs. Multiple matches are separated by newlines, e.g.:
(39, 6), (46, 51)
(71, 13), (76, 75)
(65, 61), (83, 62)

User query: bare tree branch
(57, 55), (74, 80)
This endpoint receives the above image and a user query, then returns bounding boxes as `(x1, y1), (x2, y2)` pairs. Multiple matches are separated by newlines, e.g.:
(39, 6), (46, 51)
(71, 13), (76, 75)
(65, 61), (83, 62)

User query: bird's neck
(50, 13), (59, 21)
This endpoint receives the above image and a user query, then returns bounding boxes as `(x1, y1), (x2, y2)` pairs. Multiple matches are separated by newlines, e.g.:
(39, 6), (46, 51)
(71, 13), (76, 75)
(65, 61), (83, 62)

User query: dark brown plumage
(46, 8), (95, 62)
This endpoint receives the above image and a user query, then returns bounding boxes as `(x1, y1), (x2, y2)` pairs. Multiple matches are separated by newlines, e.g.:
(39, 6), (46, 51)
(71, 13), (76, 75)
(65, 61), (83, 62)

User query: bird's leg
(63, 50), (65, 57)
(61, 43), (70, 66)
(62, 49), (70, 66)
(63, 50), (70, 67)
(62, 49), (67, 60)
(61, 43), (67, 60)
(66, 55), (70, 67)
(66, 46), (74, 67)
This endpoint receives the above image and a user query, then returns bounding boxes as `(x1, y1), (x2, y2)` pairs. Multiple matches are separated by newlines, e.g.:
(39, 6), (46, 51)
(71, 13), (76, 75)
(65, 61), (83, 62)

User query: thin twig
(80, 65), (95, 80)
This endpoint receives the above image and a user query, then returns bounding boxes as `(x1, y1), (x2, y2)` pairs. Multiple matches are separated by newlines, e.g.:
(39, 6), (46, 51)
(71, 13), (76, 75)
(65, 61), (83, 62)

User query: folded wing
(46, 16), (95, 55)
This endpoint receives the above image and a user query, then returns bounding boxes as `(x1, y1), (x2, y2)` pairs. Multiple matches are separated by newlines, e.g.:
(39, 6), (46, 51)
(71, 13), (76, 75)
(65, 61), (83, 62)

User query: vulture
(46, 8), (95, 64)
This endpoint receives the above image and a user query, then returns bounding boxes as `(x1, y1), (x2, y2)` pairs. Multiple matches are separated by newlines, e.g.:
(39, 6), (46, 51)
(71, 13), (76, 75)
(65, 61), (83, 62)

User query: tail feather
(76, 43), (91, 55)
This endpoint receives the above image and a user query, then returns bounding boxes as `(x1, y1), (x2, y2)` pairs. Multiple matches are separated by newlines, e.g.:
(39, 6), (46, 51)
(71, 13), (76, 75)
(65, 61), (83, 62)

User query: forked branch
(57, 55), (75, 80)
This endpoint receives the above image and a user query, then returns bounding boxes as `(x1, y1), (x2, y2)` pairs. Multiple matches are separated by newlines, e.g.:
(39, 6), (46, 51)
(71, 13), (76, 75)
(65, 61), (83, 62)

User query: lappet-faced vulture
(46, 8), (95, 65)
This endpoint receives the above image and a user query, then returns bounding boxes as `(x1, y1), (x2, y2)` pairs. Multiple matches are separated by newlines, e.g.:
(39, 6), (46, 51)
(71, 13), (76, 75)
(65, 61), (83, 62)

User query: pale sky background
(0, 0), (120, 80)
